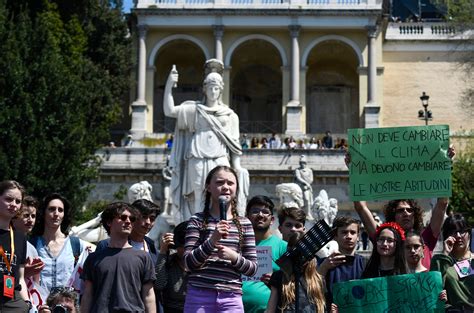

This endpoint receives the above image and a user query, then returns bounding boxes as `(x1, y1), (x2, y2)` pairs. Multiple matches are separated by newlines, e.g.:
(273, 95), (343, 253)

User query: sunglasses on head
(119, 214), (136, 223)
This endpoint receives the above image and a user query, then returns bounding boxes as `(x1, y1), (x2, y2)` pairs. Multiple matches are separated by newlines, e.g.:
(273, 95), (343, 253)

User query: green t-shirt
(430, 253), (474, 310)
(242, 235), (288, 313)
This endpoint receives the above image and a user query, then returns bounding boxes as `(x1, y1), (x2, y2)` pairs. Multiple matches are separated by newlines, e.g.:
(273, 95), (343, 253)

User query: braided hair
(200, 165), (243, 250)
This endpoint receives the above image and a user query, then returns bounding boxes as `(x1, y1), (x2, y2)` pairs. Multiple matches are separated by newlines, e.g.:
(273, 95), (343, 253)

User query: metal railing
(140, 0), (381, 9)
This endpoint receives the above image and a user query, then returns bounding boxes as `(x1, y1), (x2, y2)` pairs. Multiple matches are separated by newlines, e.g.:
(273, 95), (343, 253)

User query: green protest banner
(333, 271), (444, 313)
(348, 125), (451, 201)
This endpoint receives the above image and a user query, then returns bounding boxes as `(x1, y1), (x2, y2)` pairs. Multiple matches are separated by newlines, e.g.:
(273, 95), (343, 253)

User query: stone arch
(304, 38), (361, 135)
(229, 38), (284, 133)
(225, 34), (288, 67)
(151, 39), (206, 133)
(302, 35), (363, 68)
(148, 34), (210, 67)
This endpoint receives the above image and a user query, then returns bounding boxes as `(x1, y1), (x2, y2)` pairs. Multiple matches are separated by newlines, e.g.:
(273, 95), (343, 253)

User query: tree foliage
(449, 142), (474, 224)
(0, 0), (131, 212)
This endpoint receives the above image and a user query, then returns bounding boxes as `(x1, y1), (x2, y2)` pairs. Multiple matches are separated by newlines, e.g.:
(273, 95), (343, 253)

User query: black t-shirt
(0, 228), (27, 293)
(82, 247), (156, 312)
(268, 270), (318, 313)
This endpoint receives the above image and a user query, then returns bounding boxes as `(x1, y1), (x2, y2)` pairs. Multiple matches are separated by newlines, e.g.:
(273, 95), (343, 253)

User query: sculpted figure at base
(164, 59), (249, 221)
(161, 156), (174, 217)
(275, 183), (304, 210)
(294, 155), (314, 220)
(311, 189), (338, 226)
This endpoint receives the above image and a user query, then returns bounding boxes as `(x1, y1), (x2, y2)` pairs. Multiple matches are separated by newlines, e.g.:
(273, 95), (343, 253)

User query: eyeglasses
(119, 214), (136, 223)
(395, 207), (414, 214)
(377, 237), (396, 245)
(248, 208), (272, 216)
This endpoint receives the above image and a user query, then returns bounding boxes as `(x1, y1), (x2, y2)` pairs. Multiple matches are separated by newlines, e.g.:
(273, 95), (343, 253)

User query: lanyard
(0, 227), (15, 274)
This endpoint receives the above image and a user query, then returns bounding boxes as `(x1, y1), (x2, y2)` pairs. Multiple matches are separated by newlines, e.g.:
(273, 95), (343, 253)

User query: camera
(52, 304), (68, 313)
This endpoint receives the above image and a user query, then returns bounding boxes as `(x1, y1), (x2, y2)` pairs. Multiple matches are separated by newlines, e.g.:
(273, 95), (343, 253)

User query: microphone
(218, 196), (228, 221)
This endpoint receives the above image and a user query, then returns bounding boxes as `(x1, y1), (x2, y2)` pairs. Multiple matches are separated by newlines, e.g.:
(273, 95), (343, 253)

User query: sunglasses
(119, 214), (136, 223)
(395, 207), (414, 214)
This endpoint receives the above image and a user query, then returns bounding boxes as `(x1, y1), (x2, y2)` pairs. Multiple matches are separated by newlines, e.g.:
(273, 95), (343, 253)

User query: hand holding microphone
(210, 196), (230, 244)
(219, 195), (228, 221)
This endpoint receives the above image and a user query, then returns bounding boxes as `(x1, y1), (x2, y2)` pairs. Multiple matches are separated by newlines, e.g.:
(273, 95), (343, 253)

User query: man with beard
(242, 196), (287, 313)
(81, 202), (156, 313)
(317, 216), (367, 308)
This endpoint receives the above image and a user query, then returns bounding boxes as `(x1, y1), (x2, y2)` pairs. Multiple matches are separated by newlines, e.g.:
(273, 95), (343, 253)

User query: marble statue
(275, 183), (304, 210)
(164, 59), (249, 221)
(161, 155), (174, 217)
(127, 181), (153, 202)
(311, 189), (338, 226)
(69, 212), (108, 243)
(294, 155), (314, 220)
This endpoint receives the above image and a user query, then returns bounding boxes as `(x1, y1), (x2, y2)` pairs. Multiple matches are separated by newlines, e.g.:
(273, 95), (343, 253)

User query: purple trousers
(184, 285), (244, 313)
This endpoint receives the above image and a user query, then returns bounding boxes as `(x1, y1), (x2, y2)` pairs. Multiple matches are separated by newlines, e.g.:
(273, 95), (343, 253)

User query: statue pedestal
(285, 100), (304, 136)
(130, 100), (147, 138)
(364, 102), (380, 128)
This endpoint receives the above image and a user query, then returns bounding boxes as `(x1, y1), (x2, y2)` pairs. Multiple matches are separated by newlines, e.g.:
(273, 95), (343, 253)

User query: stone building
(93, 0), (472, 215)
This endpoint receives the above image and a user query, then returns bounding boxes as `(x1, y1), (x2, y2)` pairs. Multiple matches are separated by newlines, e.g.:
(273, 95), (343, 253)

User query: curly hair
(281, 232), (325, 312)
(101, 202), (138, 235)
(383, 199), (424, 232)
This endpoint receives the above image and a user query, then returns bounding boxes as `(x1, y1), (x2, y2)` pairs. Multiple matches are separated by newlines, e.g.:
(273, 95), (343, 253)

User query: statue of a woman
(164, 59), (249, 222)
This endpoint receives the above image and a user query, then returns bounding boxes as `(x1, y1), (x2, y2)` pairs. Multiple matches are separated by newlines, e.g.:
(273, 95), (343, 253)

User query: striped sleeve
(232, 217), (257, 276)
(184, 214), (215, 271)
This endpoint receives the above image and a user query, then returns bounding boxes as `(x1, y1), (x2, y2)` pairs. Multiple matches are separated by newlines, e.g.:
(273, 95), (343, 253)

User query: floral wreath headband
(376, 222), (406, 241)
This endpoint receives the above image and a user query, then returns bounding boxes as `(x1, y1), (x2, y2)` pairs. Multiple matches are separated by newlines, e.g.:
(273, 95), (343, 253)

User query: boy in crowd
(81, 202), (156, 313)
(317, 216), (367, 305)
(277, 206), (306, 242)
(242, 196), (288, 313)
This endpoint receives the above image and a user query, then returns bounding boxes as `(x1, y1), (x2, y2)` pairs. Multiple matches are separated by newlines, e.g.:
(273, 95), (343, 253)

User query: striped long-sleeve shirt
(184, 212), (258, 293)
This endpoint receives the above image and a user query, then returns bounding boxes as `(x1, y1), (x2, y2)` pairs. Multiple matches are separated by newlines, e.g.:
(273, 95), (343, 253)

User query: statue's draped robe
(169, 101), (249, 221)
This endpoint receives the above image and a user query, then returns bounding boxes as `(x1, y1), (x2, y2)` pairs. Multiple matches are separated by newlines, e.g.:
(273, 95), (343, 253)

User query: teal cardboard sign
(349, 125), (451, 201)
(333, 271), (445, 313)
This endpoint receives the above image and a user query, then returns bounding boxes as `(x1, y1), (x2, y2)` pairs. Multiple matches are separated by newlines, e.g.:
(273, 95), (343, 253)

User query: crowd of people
(0, 153), (472, 312)
(241, 131), (348, 150)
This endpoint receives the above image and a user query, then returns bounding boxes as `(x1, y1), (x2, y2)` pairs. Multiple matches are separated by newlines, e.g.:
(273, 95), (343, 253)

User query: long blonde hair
(281, 233), (325, 312)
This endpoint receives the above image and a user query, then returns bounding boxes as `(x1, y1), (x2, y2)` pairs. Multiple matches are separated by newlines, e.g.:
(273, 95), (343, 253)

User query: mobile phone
(344, 255), (355, 264)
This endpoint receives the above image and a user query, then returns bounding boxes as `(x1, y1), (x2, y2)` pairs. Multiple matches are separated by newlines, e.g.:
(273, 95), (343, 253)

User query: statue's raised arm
(164, 59), (249, 222)
(163, 65), (179, 118)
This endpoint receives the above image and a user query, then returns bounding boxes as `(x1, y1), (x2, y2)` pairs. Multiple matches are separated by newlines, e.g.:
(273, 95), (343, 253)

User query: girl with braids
(183, 165), (257, 312)
(267, 232), (325, 313)
(362, 222), (408, 278)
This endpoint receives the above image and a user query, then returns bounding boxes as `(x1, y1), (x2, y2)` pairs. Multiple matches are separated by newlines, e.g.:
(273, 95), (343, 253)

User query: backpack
(29, 235), (82, 266)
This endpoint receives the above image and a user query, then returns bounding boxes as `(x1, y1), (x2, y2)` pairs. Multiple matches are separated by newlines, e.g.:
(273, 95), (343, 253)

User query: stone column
(364, 25), (380, 128)
(213, 25), (224, 61)
(289, 25), (301, 105)
(131, 24), (148, 137)
(285, 25), (303, 135)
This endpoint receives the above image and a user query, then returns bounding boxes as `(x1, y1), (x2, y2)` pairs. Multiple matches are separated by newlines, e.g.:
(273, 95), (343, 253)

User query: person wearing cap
(155, 221), (189, 313)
